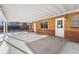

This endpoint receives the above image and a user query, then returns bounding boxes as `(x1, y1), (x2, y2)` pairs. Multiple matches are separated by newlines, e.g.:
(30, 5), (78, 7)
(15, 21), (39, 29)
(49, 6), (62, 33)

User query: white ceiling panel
(0, 4), (79, 23)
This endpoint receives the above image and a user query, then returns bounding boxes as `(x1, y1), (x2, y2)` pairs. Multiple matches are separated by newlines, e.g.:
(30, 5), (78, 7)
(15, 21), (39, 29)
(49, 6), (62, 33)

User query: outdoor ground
(5, 31), (79, 54)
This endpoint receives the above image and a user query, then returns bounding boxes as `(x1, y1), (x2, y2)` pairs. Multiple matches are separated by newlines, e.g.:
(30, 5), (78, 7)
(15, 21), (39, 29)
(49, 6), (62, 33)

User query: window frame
(40, 22), (48, 29)
(71, 16), (79, 27)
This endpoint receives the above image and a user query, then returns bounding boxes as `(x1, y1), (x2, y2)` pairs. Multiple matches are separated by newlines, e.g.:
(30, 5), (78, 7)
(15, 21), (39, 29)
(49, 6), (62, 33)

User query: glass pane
(41, 23), (43, 28)
(40, 22), (48, 28)
(8, 21), (25, 32)
(0, 17), (4, 43)
(0, 18), (3, 33)
(72, 16), (79, 27)
(57, 20), (63, 28)
(44, 23), (46, 28)
(45, 22), (48, 28)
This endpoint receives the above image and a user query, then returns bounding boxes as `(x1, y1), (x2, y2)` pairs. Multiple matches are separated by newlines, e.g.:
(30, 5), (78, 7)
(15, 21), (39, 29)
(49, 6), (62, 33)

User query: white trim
(33, 23), (36, 32)
(53, 9), (79, 18)
(33, 9), (79, 22)
(0, 6), (8, 41)
(55, 18), (64, 37)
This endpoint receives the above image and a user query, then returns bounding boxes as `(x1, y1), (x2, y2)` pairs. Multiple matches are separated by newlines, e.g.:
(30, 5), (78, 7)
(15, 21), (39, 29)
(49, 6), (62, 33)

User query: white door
(55, 18), (64, 37)
(34, 23), (36, 32)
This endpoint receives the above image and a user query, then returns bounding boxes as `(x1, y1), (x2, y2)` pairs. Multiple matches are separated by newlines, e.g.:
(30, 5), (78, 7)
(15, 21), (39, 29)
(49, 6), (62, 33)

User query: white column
(34, 23), (36, 32)
(0, 7), (8, 41)
(0, 7), (9, 54)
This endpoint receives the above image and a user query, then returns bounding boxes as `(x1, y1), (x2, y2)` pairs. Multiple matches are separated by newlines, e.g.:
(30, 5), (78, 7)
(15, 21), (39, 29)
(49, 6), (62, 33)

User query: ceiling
(1, 4), (79, 23)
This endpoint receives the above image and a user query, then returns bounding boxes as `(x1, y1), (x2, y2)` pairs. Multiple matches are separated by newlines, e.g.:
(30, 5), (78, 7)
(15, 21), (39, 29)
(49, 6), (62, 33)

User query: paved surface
(9, 32), (48, 42)
(5, 32), (79, 54)
(6, 37), (33, 54)
(7, 43), (24, 54)
(59, 41), (79, 54)
(26, 36), (66, 54)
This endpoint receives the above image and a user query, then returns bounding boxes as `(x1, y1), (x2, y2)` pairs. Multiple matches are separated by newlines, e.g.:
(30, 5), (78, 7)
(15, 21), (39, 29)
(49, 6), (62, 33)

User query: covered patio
(0, 4), (79, 54)
(4, 32), (79, 54)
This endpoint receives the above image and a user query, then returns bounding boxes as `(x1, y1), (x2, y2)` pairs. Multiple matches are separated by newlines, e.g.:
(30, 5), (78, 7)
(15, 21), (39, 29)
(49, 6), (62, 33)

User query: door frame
(55, 18), (65, 37)
(33, 23), (36, 32)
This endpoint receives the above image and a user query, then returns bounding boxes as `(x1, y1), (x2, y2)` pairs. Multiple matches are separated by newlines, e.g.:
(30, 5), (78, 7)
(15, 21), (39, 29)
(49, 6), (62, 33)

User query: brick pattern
(36, 29), (55, 36)
(65, 30), (79, 42)
(32, 12), (79, 42)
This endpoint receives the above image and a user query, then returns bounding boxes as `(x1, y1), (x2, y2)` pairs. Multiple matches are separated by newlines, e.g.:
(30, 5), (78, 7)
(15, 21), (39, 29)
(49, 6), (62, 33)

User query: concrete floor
(8, 32), (48, 42)
(7, 43), (24, 54)
(5, 32), (79, 54)
(59, 41), (79, 54)
(26, 36), (66, 54)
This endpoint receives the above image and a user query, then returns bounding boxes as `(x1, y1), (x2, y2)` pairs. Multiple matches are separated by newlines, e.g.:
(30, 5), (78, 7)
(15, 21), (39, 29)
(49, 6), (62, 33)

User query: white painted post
(0, 6), (8, 41)
(34, 23), (36, 32)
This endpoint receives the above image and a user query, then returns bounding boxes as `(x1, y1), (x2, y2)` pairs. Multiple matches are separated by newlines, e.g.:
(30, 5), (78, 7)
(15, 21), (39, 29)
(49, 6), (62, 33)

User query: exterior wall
(65, 12), (79, 42)
(32, 12), (79, 42)
(35, 18), (55, 35)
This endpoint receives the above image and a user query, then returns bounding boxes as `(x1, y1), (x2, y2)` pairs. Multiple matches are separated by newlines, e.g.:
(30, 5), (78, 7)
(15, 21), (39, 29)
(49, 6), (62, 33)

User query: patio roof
(0, 4), (79, 22)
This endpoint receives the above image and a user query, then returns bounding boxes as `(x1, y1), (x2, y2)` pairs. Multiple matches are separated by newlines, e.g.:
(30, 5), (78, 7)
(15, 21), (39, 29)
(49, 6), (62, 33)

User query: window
(41, 23), (43, 28)
(72, 16), (79, 27)
(8, 21), (25, 32)
(40, 22), (48, 28)
(45, 22), (48, 28)
(57, 20), (63, 28)
(0, 18), (3, 33)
